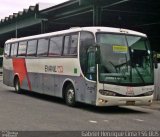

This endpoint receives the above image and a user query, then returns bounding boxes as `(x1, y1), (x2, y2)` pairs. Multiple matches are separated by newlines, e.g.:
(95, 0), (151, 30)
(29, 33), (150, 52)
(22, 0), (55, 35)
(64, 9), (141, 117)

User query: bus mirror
(88, 44), (100, 64)
(87, 45), (100, 65)
(95, 45), (100, 64)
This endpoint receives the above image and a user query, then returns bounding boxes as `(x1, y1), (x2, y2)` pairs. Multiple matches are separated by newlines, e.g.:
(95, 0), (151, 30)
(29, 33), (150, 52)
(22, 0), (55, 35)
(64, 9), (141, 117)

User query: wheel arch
(13, 73), (20, 86)
(62, 79), (75, 99)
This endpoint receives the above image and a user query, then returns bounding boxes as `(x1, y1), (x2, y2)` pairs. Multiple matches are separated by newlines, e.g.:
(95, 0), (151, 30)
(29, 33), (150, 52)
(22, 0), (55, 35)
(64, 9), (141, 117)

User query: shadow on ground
(8, 89), (149, 114)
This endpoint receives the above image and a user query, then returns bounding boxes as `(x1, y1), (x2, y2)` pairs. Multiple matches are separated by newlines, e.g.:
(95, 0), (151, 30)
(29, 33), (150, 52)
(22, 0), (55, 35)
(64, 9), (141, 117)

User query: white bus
(3, 27), (154, 106)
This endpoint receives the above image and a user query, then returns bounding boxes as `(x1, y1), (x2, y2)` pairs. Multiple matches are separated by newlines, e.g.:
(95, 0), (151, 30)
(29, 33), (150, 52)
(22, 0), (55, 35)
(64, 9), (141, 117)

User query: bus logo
(126, 87), (134, 96)
(45, 65), (63, 73)
(57, 66), (63, 73)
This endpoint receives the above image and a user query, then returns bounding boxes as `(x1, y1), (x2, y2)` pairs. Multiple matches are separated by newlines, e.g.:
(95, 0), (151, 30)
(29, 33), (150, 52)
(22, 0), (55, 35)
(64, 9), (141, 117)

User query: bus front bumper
(96, 95), (153, 106)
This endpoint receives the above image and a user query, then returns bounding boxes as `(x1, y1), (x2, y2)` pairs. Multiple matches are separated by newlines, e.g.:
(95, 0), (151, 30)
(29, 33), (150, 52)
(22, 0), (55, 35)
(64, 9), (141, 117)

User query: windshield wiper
(135, 67), (145, 84)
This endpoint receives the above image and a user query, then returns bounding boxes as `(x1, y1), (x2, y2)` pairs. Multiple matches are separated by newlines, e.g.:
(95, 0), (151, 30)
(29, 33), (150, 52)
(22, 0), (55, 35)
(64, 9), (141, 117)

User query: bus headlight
(143, 91), (154, 96)
(99, 90), (116, 96)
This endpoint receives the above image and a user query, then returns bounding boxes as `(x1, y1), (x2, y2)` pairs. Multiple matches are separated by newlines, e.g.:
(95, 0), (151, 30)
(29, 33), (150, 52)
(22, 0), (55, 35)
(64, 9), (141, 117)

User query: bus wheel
(14, 77), (22, 94)
(65, 84), (76, 107)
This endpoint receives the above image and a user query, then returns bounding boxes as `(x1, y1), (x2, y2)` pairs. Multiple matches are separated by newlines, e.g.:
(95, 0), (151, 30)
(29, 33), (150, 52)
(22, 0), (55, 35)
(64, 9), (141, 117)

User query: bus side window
(63, 36), (70, 55)
(37, 38), (49, 56)
(49, 36), (63, 56)
(27, 40), (37, 56)
(18, 41), (27, 56)
(4, 44), (11, 57)
(11, 43), (18, 57)
(70, 34), (78, 55)
(63, 33), (78, 56)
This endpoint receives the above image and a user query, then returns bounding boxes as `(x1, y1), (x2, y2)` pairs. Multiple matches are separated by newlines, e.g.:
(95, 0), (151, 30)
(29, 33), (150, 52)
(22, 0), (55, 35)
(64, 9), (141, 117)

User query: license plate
(126, 101), (135, 105)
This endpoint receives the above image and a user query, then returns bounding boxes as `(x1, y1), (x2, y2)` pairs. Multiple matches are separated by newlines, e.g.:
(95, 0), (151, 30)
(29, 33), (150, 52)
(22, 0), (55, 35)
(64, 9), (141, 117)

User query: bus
(3, 27), (154, 106)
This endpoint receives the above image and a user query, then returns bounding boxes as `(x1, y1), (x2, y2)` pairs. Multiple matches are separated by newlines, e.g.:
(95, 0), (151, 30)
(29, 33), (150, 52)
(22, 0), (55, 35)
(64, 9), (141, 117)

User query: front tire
(65, 84), (76, 107)
(14, 77), (22, 94)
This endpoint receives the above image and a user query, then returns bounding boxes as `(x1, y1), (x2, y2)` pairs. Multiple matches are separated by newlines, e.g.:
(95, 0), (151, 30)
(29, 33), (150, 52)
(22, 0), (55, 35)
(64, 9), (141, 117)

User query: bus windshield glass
(97, 33), (153, 85)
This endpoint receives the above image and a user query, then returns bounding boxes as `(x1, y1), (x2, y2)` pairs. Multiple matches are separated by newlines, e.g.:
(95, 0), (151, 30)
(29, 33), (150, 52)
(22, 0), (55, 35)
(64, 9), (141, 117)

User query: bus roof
(5, 26), (147, 43)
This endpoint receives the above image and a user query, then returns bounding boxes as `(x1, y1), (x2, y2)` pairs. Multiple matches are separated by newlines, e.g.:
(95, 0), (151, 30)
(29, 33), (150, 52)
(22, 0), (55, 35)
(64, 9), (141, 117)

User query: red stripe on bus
(12, 58), (32, 91)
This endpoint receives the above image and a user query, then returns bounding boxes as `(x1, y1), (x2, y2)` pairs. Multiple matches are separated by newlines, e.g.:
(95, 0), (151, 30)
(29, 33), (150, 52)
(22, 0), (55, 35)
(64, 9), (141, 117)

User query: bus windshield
(97, 33), (154, 86)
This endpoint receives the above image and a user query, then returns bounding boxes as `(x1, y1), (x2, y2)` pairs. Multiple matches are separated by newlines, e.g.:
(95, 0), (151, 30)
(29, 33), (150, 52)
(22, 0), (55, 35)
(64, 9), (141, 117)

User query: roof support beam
(93, 1), (102, 26)
(41, 19), (48, 34)
(102, 0), (130, 9)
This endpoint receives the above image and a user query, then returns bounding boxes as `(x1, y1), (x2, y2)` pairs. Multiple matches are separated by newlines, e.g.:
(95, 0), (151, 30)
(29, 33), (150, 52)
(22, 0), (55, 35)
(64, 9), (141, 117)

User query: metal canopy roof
(0, 0), (160, 51)
(0, 5), (37, 24)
